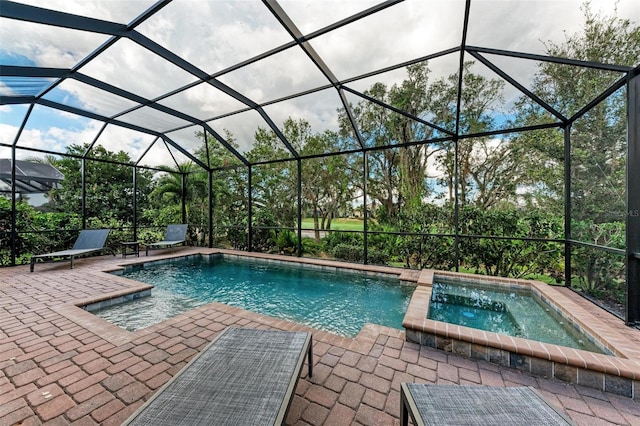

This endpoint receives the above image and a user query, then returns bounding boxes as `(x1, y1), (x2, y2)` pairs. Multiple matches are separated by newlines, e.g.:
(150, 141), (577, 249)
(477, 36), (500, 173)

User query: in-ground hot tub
(403, 270), (639, 398)
(427, 278), (606, 354)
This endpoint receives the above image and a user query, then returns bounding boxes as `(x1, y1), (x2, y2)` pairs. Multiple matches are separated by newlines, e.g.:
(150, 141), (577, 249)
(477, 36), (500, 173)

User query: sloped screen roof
(1, 0), (639, 171)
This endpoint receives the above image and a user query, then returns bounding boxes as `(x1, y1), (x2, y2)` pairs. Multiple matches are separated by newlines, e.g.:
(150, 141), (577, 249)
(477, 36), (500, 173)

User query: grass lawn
(300, 217), (364, 231)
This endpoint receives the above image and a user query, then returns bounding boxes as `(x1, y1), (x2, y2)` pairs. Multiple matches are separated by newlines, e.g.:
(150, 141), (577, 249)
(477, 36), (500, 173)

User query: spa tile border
(403, 270), (640, 398)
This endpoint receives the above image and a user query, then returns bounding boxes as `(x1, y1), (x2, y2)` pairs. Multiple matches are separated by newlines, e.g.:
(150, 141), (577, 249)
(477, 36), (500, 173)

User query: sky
(1, 0), (639, 169)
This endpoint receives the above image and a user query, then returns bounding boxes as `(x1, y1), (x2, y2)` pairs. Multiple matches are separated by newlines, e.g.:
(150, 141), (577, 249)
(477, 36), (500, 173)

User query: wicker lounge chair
(30, 229), (110, 272)
(400, 384), (574, 425)
(124, 327), (313, 426)
(145, 224), (187, 255)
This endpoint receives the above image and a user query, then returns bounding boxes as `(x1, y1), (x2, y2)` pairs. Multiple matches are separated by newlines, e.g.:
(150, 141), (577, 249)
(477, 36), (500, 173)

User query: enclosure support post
(248, 165), (253, 252)
(81, 158), (86, 229)
(208, 171), (213, 248)
(133, 167), (137, 241)
(626, 69), (640, 325)
(563, 125), (572, 287)
(181, 173), (187, 224)
(453, 138), (460, 272)
(9, 104), (33, 266)
(297, 159), (302, 257)
(10, 146), (17, 266)
(363, 152), (368, 265)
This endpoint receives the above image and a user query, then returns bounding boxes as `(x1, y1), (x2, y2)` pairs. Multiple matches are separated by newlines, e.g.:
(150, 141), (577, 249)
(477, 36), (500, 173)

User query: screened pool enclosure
(1, 0), (639, 325)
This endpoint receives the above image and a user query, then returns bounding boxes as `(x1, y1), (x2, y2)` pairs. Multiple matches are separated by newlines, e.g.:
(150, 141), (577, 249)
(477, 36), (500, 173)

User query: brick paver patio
(1, 248), (639, 425)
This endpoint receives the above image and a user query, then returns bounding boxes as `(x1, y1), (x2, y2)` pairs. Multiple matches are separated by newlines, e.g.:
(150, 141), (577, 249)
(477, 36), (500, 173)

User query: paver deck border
(2, 247), (640, 425)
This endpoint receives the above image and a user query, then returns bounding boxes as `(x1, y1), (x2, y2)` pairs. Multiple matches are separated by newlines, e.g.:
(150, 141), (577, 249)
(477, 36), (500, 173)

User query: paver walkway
(1, 249), (639, 425)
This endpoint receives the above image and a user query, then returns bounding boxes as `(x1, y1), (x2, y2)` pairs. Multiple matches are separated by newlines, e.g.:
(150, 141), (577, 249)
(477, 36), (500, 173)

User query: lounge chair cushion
(145, 224), (187, 255)
(30, 229), (110, 272)
(400, 384), (574, 426)
(124, 327), (312, 426)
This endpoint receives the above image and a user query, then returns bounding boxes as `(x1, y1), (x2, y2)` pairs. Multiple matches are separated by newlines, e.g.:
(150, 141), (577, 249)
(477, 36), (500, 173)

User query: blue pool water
(428, 281), (606, 354)
(97, 255), (415, 337)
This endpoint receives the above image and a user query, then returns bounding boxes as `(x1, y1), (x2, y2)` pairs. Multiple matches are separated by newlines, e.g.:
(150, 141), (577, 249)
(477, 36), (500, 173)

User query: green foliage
(329, 243), (389, 265)
(247, 122), (298, 228)
(300, 129), (356, 237)
(85, 217), (133, 252)
(364, 249), (390, 266)
(389, 204), (456, 269)
(331, 244), (363, 262)
(323, 229), (388, 265)
(397, 235), (457, 270)
(506, 4), (638, 304)
(344, 61), (509, 222)
(47, 143), (153, 224)
(226, 222), (248, 251)
(571, 247), (625, 303)
(511, 5), (638, 220)
(250, 209), (278, 253)
(273, 230), (298, 255)
(0, 197), (82, 266)
(301, 237), (323, 256)
(570, 221), (625, 301)
(323, 231), (363, 251)
(141, 204), (182, 229)
(458, 206), (564, 279)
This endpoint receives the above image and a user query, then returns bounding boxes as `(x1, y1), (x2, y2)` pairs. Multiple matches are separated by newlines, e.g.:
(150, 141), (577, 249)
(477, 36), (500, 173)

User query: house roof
(0, 158), (64, 194)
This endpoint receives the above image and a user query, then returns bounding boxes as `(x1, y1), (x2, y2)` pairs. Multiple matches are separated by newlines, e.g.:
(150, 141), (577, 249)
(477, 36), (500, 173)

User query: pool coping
(402, 270), (640, 398)
(53, 249), (414, 355)
(53, 249), (639, 398)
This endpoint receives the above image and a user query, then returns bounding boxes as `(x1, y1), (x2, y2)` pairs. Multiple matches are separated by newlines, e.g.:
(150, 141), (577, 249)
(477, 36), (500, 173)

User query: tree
(427, 61), (508, 207)
(511, 4), (640, 221)
(340, 64), (446, 221)
(148, 162), (208, 227)
(48, 143), (153, 224)
(300, 130), (354, 239)
(195, 130), (248, 238)
(509, 3), (639, 296)
(341, 62), (509, 221)
(247, 121), (299, 229)
(387, 64), (444, 212)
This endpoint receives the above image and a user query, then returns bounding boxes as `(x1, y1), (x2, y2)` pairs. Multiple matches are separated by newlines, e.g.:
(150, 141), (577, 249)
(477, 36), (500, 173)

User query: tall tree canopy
(511, 4), (640, 224)
(48, 144), (153, 224)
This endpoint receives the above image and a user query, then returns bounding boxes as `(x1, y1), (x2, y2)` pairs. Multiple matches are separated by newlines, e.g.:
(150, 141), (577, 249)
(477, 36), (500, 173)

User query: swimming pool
(97, 255), (415, 337)
(428, 281), (604, 353)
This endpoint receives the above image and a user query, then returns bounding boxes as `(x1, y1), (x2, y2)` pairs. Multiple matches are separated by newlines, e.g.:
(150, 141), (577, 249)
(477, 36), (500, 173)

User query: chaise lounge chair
(124, 327), (313, 425)
(145, 224), (187, 256)
(400, 384), (574, 425)
(30, 228), (111, 272)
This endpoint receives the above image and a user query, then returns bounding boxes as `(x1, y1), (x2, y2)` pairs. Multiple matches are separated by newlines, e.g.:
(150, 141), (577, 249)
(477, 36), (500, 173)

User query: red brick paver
(1, 248), (639, 425)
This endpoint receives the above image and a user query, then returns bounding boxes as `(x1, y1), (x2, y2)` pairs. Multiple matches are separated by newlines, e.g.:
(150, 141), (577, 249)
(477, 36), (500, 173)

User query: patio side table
(121, 241), (140, 258)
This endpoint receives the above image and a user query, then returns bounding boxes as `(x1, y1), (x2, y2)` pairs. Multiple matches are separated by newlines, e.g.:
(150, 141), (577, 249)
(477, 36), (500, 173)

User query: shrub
(301, 237), (323, 256)
(273, 230), (298, 255)
(331, 244), (363, 262)
(323, 231), (362, 252)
